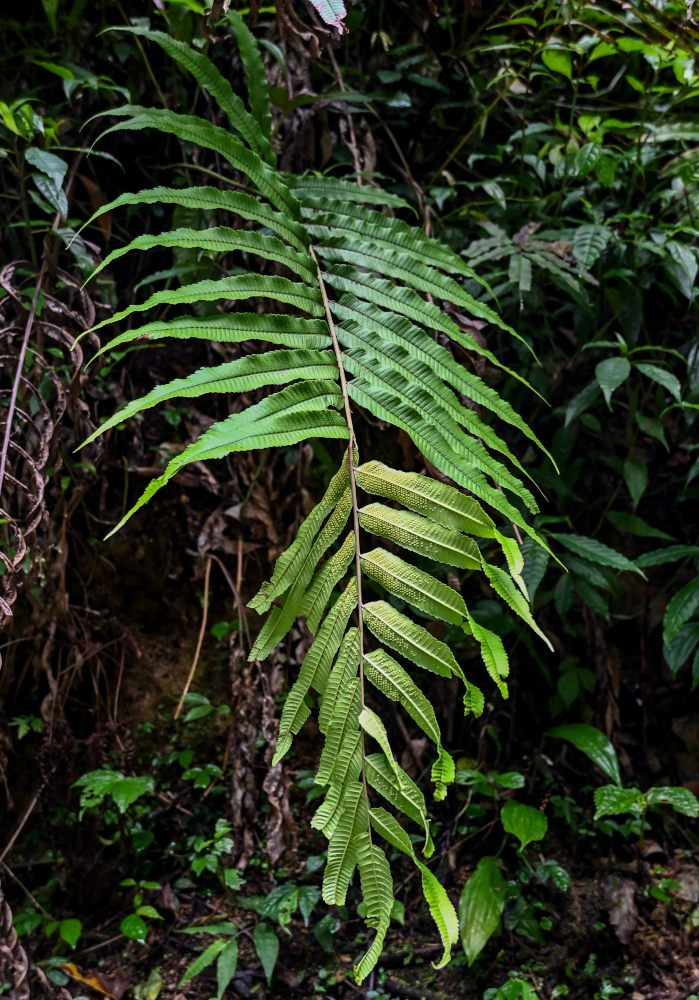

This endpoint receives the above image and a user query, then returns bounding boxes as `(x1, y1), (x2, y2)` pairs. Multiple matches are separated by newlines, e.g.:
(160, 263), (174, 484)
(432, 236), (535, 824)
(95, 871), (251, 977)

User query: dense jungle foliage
(1, 2), (699, 999)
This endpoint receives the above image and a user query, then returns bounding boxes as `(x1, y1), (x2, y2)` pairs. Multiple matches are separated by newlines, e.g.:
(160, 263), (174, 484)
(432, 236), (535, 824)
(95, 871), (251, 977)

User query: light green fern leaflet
(80, 20), (554, 982)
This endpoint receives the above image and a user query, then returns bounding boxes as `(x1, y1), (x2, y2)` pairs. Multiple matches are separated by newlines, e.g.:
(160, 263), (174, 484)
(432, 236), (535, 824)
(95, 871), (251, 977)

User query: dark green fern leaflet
(82, 24), (554, 983)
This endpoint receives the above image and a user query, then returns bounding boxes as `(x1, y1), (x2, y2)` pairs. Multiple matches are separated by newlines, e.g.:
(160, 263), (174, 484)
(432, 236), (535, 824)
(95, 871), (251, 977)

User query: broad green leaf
(541, 46), (572, 79)
(645, 786), (699, 817)
(635, 362), (682, 402)
(606, 512), (674, 540)
(551, 533), (645, 578)
(216, 939), (239, 1000)
(58, 919), (82, 949)
(593, 785), (643, 820)
(547, 723), (621, 785)
(121, 914), (149, 944)
(623, 456), (647, 510)
(636, 544), (699, 568)
(663, 577), (699, 646)
(458, 858), (506, 965)
(110, 776), (154, 813)
(595, 357), (630, 407)
(253, 923), (279, 985)
(500, 801), (547, 850)
(25, 147), (67, 189)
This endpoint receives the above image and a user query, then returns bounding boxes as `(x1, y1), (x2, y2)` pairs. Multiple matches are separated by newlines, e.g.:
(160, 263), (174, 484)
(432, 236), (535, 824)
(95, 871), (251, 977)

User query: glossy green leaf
(500, 800), (547, 850)
(253, 923), (279, 985)
(548, 723), (621, 785)
(458, 858), (506, 965)
(593, 785), (643, 820)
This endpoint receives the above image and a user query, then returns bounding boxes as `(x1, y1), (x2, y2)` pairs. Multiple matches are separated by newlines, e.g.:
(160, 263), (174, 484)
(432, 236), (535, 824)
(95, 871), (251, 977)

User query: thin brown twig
(174, 555), (213, 719)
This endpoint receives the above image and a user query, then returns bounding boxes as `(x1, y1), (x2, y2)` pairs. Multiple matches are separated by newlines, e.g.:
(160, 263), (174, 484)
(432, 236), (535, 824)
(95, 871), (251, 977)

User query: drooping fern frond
(80, 18), (555, 982)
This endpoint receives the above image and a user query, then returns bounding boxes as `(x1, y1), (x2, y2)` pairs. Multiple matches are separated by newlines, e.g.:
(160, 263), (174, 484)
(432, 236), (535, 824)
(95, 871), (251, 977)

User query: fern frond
(81, 186), (309, 252)
(320, 238), (501, 325)
(228, 10), (274, 153)
(87, 275), (324, 339)
(88, 313), (331, 361)
(481, 560), (554, 649)
(317, 628), (361, 734)
(81, 349), (337, 447)
(311, 732), (362, 836)
(317, 678), (361, 785)
(363, 600), (461, 680)
(334, 296), (555, 466)
(465, 610), (509, 698)
(354, 834), (393, 983)
(250, 453), (349, 613)
(359, 503), (481, 570)
(91, 227), (316, 285)
(288, 174), (412, 210)
(345, 357), (536, 505)
(364, 648), (441, 747)
(249, 488), (352, 660)
(365, 753), (433, 855)
(323, 265), (539, 377)
(272, 579), (358, 765)
(83, 27), (558, 980)
(369, 807), (457, 966)
(349, 380), (545, 546)
(110, 26), (275, 165)
(356, 460), (496, 536)
(105, 382), (347, 536)
(95, 106), (297, 216)
(323, 781), (366, 905)
(361, 548), (468, 625)
(339, 322), (532, 482)
(304, 201), (483, 285)
(302, 531), (356, 632)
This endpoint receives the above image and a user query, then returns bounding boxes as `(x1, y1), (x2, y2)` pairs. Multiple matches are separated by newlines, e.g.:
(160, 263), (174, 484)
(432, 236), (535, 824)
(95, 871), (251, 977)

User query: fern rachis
(81, 18), (553, 982)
